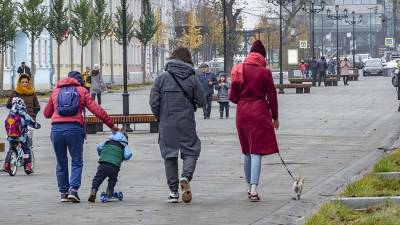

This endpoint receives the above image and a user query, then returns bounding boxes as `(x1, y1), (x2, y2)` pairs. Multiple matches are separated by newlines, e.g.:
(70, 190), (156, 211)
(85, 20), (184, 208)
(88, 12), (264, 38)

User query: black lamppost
(344, 11), (362, 68)
(222, 0), (227, 72)
(368, 6), (378, 57)
(267, 0), (297, 94)
(326, 5), (347, 75)
(121, 0), (129, 121)
(301, 0), (325, 59)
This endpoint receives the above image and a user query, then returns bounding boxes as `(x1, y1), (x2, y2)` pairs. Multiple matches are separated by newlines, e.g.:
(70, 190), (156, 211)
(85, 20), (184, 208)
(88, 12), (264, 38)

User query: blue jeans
(51, 123), (84, 193)
(244, 154), (262, 185)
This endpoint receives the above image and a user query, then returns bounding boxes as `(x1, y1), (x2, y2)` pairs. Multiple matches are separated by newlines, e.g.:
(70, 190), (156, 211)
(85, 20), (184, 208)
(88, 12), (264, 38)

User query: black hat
(68, 71), (84, 86)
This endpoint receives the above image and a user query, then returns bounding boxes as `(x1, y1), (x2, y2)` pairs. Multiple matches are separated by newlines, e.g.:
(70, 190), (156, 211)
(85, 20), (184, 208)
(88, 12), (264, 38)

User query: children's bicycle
(6, 139), (35, 176)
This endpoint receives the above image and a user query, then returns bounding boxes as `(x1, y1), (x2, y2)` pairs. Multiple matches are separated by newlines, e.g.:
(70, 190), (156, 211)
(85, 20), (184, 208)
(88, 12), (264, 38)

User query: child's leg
(91, 163), (108, 191)
(225, 102), (230, 118)
(164, 157), (179, 193)
(106, 165), (120, 195)
(21, 140), (31, 163)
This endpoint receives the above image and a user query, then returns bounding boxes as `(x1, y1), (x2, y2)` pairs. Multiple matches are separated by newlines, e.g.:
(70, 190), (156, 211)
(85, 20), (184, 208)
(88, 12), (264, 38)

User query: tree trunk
(57, 44), (61, 82)
(0, 50), (4, 90)
(31, 36), (35, 85)
(394, 0), (398, 47)
(99, 39), (103, 75)
(80, 45), (84, 73)
(70, 38), (74, 71)
(156, 48), (159, 74)
(142, 45), (146, 84)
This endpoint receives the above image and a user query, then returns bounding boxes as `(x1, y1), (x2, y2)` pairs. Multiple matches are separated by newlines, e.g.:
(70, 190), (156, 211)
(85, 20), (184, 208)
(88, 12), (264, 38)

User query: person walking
(149, 47), (206, 204)
(90, 64), (107, 104)
(17, 62), (32, 77)
(215, 72), (231, 119)
(341, 58), (351, 86)
(299, 60), (307, 78)
(43, 71), (118, 203)
(82, 67), (92, 92)
(310, 57), (319, 86)
(318, 56), (328, 86)
(229, 40), (279, 202)
(196, 63), (217, 119)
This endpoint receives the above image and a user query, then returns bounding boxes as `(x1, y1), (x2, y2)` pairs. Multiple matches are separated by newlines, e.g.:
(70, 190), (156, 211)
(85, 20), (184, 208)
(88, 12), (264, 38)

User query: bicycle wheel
(8, 151), (18, 176)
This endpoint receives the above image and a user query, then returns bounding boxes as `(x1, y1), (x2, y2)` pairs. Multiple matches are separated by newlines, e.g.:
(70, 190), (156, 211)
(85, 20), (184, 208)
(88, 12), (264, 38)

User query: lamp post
(222, 0), (227, 72)
(326, 5), (347, 75)
(344, 11), (362, 69)
(368, 6), (378, 57)
(267, 0), (297, 94)
(121, 0), (129, 121)
(301, 0), (325, 59)
(321, 12), (324, 55)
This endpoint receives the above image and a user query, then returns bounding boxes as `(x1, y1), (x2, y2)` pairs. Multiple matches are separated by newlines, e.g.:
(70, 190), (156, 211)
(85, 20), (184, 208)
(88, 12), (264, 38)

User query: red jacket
(230, 52), (279, 155)
(43, 77), (114, 128)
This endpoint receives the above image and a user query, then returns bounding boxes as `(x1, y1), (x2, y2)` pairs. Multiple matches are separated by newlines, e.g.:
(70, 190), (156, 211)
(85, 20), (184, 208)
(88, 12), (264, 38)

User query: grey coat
(215, 82), (230, 102)
(90, 72), (106, 94)
(149, 59), (207, 159)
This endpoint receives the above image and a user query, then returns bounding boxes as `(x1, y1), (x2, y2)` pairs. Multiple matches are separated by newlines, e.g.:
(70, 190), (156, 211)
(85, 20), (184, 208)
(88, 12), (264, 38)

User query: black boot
(88, 188), (97, 202)
(220, 112), (223, 119)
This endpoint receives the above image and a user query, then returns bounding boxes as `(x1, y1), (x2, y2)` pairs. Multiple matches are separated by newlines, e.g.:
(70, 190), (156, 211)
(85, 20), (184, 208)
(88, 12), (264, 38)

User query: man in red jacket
(44, 71), (118, 203)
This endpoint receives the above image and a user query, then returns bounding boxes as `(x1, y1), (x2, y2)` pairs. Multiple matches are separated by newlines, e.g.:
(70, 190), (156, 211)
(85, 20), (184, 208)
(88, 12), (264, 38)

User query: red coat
(229, 53), (279, 155)
(43, 77), (114, 128)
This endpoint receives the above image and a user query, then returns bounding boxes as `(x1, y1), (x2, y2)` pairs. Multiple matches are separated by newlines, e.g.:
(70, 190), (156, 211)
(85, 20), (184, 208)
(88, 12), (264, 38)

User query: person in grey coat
(149, 47), (206, 204)
(215, 72), (230, 119)
(196, 63), (217, 119)
(90, 64), (107, 104)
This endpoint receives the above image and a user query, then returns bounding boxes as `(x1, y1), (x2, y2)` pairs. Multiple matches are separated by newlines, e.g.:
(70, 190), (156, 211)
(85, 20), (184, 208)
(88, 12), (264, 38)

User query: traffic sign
(385, 38), (394, 47)
(299, 41), (307, 49)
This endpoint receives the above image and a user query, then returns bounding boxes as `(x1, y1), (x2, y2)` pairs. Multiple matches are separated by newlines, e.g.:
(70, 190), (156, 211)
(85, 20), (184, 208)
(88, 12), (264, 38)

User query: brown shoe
(180, 177), (192, 203)
(249, 193), (260, 202)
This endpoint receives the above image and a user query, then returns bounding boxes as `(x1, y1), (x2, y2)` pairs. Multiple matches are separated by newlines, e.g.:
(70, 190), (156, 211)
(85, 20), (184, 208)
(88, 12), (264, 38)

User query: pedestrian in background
(43, 71), (118, 203)
(90, 64), (107, 105)
(196, 63), (217, 119)
(82, 67), (92, 92)
(299, 60), (307, 78)
(341, 58), (351, 86)
(215, 72), (230, 119)
(310, 57), (319, 86)
(150, 47), (206, 204)
(230, 40), (279, 202)
(17, 62), (31, 77)
(318, 56), (328, 86)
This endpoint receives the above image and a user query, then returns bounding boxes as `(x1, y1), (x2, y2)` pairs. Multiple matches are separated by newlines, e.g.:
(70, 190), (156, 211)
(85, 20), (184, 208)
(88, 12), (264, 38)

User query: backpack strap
(167, 71), (197, 111)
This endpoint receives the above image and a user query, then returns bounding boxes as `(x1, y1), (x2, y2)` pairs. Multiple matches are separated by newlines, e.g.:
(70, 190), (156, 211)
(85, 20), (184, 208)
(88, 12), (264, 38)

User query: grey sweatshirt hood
(165, 59), (195, 80)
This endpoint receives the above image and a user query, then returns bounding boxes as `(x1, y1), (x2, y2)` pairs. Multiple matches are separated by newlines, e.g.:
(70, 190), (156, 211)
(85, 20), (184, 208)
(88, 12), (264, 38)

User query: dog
(293, 177), (305, 200)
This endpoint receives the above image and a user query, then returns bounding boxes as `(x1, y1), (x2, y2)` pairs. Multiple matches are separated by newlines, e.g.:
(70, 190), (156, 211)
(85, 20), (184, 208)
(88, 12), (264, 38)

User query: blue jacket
(6, 107), (39, 142)
(97, 132), (132, 161)
(196, 72), (217, 95)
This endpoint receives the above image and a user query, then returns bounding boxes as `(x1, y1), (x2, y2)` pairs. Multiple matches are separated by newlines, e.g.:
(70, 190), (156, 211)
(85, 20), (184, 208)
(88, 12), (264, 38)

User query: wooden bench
(325, 77), (338, 86)
(289, 78), (312, 84)
(274, 83), (311, 94)
(343, 74), (359, 81)
(0, 142), (4, 152)
(85, 114), (158, 134)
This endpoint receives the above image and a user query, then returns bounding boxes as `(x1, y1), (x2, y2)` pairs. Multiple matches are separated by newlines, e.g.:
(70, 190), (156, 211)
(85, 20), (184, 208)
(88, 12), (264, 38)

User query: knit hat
(250, 40), (266, 58)
(68, 71), (84, 86)
(199, 63), (209, 69)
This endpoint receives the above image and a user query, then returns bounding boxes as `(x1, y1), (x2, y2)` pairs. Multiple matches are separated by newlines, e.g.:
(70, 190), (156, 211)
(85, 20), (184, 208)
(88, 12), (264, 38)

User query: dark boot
(88, 188), (97, 202)
(220, 112), (223, 119)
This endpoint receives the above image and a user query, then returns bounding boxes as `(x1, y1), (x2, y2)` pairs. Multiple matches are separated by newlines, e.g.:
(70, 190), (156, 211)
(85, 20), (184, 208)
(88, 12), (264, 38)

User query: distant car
(356, 54), (370, 68)
(363, 58), (383, 76)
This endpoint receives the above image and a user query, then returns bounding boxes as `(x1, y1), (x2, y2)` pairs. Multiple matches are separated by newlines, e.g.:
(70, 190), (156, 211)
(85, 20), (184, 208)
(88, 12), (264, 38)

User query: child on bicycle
(3, 97), (41, 173)
(88, 131), (132, 202)
(215, 72), (231, 119)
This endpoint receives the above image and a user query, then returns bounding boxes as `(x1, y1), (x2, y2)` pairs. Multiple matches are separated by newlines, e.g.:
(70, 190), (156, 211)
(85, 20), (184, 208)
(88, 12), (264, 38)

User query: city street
(0, 75), (399, 225)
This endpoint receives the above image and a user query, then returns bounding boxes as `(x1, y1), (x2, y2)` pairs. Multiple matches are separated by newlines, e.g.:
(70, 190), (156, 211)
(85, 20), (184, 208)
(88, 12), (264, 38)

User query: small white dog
(293, 177), (305, 200)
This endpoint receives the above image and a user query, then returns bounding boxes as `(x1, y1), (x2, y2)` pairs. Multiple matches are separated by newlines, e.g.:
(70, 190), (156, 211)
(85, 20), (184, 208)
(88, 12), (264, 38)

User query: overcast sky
(242, 0), (270, 30)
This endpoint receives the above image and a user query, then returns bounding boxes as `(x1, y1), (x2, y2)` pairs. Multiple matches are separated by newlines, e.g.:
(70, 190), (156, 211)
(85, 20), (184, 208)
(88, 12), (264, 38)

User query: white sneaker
(168, 192), (179, 203)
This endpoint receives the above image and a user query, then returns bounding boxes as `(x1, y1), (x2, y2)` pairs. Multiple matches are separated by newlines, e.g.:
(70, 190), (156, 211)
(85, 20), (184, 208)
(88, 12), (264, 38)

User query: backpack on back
(57, 86), (80, 116)
(5, 113), (23, 137)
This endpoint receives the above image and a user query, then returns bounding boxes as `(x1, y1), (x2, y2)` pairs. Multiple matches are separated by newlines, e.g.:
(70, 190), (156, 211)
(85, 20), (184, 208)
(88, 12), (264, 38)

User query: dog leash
(278, 152), (296, 181)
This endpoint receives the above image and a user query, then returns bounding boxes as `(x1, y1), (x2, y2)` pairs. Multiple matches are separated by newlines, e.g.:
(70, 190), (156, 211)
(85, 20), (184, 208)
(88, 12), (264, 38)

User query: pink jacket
(43, 77), (114, 128)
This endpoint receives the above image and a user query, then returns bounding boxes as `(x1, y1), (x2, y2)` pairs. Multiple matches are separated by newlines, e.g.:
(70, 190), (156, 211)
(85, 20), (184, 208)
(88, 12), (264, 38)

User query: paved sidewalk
(0, 76), (399, 225)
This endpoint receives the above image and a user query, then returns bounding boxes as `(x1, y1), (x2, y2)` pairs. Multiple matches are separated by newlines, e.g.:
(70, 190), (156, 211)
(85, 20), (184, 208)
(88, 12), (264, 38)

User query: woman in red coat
(229, 40), (279, 202)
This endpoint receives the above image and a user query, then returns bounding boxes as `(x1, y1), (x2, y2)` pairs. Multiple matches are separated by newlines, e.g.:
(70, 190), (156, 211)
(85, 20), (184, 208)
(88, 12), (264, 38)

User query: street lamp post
(344, 11), (362, 69)
(326, 5), (347, 76)
(368, 6), (378, 57)
(121, 0), (130, 122)
(267, 0), (297, 94)
(301, 0), (325, 59)
(222, 0), (227, 73)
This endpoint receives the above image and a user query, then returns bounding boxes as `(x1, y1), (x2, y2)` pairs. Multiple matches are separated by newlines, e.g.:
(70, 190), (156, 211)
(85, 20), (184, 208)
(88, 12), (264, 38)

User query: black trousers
(219, 102), (229, 118)
(5, 140), (31, 163)
(312, 72), (317, 86)
(91, 93), (102, 105)
(318, 71), (326, 86)
(343, 76), (349, 85)
(91, 162), (120, 194)
(203, 94), (213, 118)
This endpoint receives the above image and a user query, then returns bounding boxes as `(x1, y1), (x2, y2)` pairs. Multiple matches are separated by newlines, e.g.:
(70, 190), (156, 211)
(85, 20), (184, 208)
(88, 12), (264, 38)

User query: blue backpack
(57, 86), (80, 116)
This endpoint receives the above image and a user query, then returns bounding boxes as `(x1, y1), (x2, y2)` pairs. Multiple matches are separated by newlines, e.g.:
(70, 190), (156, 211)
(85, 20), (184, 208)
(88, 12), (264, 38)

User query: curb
(333, 196), (400, 210)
